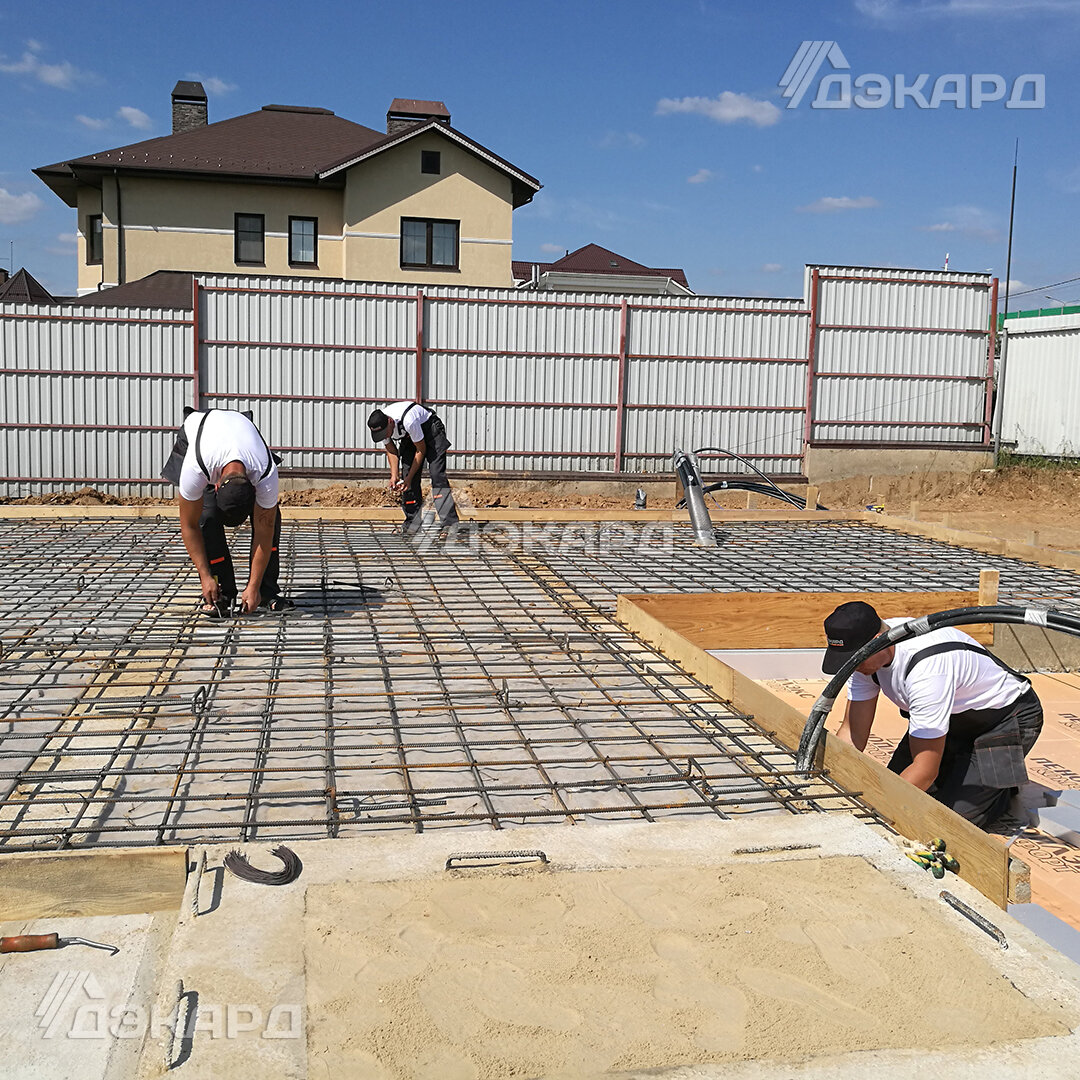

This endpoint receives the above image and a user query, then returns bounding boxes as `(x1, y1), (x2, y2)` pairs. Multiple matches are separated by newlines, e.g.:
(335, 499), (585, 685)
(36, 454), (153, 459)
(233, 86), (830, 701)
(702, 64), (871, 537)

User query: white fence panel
(1000, 314), (1080, 457)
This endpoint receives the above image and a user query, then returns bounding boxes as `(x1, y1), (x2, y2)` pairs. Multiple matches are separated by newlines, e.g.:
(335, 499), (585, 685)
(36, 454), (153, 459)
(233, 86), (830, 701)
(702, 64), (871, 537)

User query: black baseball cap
(821, 601), (882, 675)
(217, 474), (256, 527)
(367, 409), (391, 442)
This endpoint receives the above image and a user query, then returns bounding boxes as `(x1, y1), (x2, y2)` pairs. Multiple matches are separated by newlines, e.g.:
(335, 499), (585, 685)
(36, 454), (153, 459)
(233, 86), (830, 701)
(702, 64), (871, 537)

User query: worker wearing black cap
(821, 601), (1043, 827)
(367, 401), (459, 535)
(162, 408), (293, 618)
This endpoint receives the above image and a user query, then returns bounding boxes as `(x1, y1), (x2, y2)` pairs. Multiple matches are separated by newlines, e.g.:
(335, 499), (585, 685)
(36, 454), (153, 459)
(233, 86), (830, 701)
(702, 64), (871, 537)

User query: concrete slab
(0, 912), (161, 1080)
(114, 816), (1080, 1079)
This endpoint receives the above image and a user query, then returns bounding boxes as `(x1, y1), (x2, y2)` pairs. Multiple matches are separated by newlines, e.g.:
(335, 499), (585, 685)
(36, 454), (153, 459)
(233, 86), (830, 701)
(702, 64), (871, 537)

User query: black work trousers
(398, 414), (459, 529)
(199, 485), (282, 599)
(887, 687), (1043, 828)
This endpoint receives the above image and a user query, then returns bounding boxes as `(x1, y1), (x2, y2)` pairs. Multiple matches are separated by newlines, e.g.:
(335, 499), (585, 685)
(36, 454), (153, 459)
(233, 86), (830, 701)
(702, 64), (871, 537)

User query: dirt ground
(3, 467), (1079, 548)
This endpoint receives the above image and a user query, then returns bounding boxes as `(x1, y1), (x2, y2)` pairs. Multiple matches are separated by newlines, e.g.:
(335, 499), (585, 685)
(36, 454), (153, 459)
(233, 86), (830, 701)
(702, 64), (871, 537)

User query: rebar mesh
(2, 516), (1075, 852)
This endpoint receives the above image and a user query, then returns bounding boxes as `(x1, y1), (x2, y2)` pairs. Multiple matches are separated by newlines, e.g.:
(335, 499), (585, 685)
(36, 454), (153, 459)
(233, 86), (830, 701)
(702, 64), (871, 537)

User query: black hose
(684, 445), (828, 510)
(676, 479), (828, 511)
(795, 604), (1080, 773)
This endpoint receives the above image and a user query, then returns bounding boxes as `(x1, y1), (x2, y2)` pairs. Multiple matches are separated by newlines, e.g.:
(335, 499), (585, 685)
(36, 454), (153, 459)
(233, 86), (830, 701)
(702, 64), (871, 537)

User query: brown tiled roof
(0, 268), (55, 304)
(68, 270), (194, 310)
(388, 98), (450, 118)
(513, 245), (689, 288)
(35, 105), (385, 195)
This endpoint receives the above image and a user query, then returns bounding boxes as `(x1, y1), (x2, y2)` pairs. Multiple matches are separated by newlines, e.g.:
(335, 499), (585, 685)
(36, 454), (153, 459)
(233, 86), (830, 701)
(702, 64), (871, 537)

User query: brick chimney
(386, 98), (450, 135)
(171, 81), (208, 134)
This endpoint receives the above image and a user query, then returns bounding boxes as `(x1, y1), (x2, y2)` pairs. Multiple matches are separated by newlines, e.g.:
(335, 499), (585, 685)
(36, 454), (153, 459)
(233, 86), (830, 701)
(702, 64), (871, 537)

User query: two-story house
(35, 83), (541, 295)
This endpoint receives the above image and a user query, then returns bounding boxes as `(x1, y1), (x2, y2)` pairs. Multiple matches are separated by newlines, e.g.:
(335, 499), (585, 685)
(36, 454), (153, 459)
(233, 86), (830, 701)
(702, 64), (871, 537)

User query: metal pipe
(672, 448), (716, 547)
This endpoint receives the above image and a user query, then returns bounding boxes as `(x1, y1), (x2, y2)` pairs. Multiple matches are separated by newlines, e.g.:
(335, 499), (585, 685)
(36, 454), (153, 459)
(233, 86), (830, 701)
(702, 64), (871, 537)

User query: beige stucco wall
(342, 132), (514, 287)
(70, 130), (518, 292)
(104, 178), (344, 285)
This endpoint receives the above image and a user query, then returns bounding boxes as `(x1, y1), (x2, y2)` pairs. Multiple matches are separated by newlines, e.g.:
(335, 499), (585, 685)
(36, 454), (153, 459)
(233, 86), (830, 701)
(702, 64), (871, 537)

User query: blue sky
(2, 0), (1078, 303)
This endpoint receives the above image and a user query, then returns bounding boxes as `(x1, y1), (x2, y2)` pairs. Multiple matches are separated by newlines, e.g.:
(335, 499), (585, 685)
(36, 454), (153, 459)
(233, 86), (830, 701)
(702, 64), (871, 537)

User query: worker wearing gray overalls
(822, 601), (1043, 828)
(368, 402), (459, 534)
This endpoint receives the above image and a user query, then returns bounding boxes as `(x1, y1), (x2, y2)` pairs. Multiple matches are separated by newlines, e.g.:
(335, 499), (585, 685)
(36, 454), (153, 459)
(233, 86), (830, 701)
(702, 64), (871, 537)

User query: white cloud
(856, 0), (1080, 18)
(919, 205), (998, 241)
(539, 243), (565, 254)
(0, 41), (81, 89)
(57, 232), (77, 245)
(798, 195), (881, 213)
(0, 188), (44, 224)
(752, 164), (764, 173)
(687, 168), (713, 184)
(188, 74), (237, 96)
(117, 106), (152, 130)
(761, 262), (784, 273)
(656, 91), (781, 128)
(76, 114), (109, 130)
(598, 130), (645, 149)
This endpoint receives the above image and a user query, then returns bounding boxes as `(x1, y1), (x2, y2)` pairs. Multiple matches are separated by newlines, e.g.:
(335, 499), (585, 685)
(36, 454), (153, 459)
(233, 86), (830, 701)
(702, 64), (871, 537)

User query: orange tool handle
(1, 933), (60, 953)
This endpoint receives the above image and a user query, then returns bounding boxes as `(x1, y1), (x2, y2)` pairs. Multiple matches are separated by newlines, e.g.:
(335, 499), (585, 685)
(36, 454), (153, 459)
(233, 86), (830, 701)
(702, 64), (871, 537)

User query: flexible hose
(675, 479), (828, 511)
(795, 604), (1080, 773)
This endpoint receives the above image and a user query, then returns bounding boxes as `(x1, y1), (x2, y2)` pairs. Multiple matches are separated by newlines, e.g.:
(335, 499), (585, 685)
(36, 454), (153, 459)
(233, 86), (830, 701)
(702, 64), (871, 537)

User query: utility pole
(992, 140), (1019, 462)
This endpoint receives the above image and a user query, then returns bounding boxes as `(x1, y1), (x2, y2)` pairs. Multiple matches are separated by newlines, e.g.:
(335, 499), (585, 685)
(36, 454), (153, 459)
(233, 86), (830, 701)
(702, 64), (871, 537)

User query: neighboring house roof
(69, 270), (195, 310)
(0, 268), (55, 304)
(513, 244), (690, 288)
(36, 103), (540, 208)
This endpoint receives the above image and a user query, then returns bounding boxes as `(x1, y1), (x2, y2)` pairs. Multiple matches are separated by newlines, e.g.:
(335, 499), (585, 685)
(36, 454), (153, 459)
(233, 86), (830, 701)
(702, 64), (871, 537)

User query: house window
(289, 216), (317, 265)
(234, 213), (265, 265)
(421, 150), (441, 175)
(400, 217), (459, 270)
(86, 214), (103, 265)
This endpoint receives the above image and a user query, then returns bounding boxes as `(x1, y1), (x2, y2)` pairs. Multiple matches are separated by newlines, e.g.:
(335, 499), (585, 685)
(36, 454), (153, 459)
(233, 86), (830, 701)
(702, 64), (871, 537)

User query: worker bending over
(821, 601), (1042, 828)
(162, 408), (293, 618)
(368, 401), (459, 534)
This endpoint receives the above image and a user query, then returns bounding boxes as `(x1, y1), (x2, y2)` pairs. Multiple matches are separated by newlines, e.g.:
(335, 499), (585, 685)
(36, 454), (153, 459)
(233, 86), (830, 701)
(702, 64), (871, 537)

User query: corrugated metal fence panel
(1000, 314), (1080, 457)
(625, 297), (810, 475)
(0, 302), (192, 495)
(423, 290), (621, 472)
(199, 278), (417, 471)
(809, 265), (992, 445)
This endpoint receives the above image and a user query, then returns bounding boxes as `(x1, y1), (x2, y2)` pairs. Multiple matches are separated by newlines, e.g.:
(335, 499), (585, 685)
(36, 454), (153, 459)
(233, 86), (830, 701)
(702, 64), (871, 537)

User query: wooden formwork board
(0, 847), (188, 920)
(616, 594), (1023, 909)
(619, 590), (991, 650)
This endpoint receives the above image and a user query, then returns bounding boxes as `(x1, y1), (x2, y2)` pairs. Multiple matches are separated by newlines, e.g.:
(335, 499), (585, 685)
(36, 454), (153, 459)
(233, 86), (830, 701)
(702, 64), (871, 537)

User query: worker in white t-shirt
(367, 402), (459, 534)
(161, 408), (294, 618)
(821, 600), (1043, 828)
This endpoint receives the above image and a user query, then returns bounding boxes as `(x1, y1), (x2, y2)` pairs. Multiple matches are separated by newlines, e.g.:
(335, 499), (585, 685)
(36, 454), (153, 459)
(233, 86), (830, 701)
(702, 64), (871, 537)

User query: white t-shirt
(177, 410), (279, 508)
(381, 401), (431, 445)
(847, 618), (1028, 739)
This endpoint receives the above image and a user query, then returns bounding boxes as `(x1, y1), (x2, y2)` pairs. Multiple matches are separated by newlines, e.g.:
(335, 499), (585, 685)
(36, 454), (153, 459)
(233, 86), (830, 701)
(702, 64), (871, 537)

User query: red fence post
(984, 277), (999, 446)
(191, 276), (200, 410)
(614, 298), (629, 474)
(802, 268), (820, 455)
(415, 291), (425, 400)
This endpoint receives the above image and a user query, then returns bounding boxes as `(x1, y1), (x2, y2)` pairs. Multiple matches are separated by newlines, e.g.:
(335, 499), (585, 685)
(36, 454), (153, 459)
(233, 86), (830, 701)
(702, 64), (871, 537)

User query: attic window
(421, 150), (441, 175)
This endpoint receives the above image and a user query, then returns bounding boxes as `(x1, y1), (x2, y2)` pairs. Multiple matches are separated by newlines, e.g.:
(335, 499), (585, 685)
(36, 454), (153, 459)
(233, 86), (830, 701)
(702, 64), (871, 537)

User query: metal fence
(999, 312), (1080, 458)
(0, 264), (997, 495)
